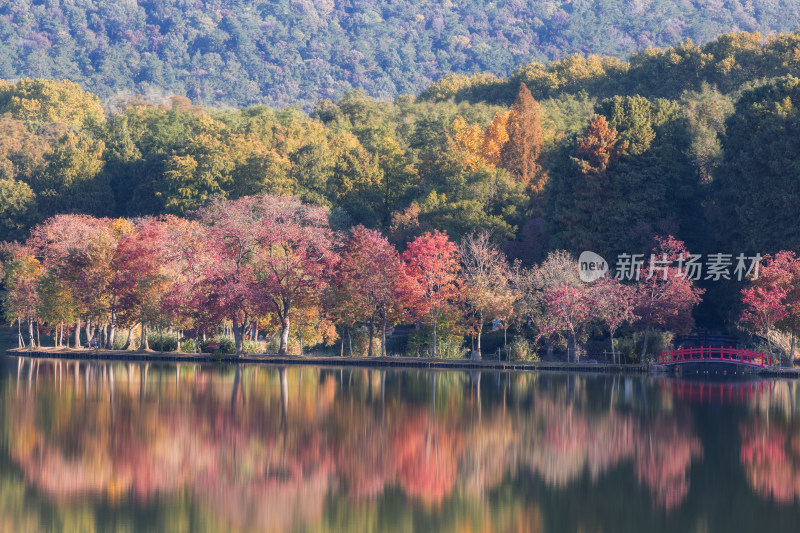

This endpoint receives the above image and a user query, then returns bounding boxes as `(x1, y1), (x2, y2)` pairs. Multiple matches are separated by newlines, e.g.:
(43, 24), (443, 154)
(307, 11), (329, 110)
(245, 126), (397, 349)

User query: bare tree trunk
(74, 320), (81, 348)
(476, 312), (483, 360)
(610, 333), (616, 365)
(367, 321), (375, 357)
(279, 316), (290, 355)
(572, 331), (579, 363)
(565, 333), (573, 362)
(122, 324), (135, 351)
(641, 325), (650, 360)
(28, 319), (35, 348)
(382, 314), (388, 358)
(140, 323), (149, 351)
(17, 319), (23, 348)
(766, 332), (773, 363)
(432, 315), (438, 358)
(108, 322), (116, 350)
(107, 310), (117, 349)
(232, 316), (244, 356)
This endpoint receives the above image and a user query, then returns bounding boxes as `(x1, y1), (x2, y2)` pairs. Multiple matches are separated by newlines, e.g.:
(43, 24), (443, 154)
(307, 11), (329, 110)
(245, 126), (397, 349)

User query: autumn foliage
(0, 192), (713, 361)
(573, 114), (628, 176)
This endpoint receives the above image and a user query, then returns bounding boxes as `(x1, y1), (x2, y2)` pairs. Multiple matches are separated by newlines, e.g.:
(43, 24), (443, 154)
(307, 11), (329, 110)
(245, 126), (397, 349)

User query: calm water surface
(2, 356), (800, 532)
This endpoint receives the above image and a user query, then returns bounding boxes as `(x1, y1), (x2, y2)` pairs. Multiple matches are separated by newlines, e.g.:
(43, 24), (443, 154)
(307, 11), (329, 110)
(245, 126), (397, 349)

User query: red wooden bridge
(659, 346), (773, 368)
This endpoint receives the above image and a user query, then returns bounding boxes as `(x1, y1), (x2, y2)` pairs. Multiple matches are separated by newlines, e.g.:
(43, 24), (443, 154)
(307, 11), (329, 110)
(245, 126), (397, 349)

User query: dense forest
(3, 30), (800, 352)
(2, 0), (800, 107)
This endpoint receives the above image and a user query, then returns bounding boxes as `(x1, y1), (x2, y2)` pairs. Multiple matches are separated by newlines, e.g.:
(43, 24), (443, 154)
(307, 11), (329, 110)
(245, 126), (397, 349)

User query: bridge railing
(660, 346), (773, 367)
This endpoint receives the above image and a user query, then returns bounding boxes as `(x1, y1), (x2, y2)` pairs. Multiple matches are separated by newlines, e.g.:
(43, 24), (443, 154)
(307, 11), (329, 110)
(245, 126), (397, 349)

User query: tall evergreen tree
(501, 84), (545, 194)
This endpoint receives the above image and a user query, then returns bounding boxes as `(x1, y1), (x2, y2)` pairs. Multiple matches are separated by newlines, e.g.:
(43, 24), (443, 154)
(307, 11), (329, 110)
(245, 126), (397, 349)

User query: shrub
(614, 330), (676, 364)
(265, 335), (281, 354)
(340, 327), (383, 357)
(405, 329), (427, 357)
(614, 336), (644, 364)
(406, 330), (466, 358)
(149, 332), (178, 352)
(202, 336), (235, 354)
(509, 337), (539, 361)
(243, 340), (265, 354)
(180, 338), (198, 353)
(638, 330), (675, 364)
(436, 336), (468, 359)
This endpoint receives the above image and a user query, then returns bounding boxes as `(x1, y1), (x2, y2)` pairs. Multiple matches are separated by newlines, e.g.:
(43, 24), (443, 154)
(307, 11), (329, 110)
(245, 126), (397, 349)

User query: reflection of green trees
(2, 359), (707, 532)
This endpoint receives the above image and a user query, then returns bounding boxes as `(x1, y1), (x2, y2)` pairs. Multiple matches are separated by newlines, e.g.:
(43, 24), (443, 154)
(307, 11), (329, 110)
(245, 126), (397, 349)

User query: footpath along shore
(8, 347), (800, 377)
(6, 347), (647, 373)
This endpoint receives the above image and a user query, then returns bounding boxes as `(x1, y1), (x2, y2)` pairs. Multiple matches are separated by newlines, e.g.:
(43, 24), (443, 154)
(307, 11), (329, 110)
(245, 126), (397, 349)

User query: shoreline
(7, 348), (800, 378)
(5, 347), (647, 374)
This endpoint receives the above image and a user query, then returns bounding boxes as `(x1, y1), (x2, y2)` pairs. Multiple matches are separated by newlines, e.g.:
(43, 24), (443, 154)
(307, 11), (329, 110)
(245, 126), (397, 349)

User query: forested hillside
(4, 31), (800, 327)
(3, 0), (800, 107)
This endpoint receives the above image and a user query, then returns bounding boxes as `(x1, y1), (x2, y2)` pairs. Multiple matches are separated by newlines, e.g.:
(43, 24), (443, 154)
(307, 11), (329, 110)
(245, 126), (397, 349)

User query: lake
(2, 356), (800, 532)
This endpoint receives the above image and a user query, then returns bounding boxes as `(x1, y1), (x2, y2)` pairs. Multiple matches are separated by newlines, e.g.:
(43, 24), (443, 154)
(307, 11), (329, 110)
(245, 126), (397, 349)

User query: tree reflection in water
(3, 358), (789, 533)
(739, 380), (800, 503)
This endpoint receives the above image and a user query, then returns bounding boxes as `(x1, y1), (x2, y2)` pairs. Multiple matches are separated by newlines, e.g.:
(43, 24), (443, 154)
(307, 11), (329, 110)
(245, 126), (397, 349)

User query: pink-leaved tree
(402, 231), (462, 358)
(635, 236), (704, 359)
(590, 276), (637, 363)
(334, 226), (415, 357)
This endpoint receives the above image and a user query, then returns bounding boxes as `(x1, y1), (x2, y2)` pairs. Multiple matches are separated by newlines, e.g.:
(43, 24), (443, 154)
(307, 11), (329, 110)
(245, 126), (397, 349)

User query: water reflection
(3, 357), (800, 532)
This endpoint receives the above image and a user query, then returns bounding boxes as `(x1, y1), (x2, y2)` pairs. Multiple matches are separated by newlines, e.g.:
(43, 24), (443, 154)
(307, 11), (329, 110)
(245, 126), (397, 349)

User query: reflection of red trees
(520, 396), (701, 512)
(740, 421), (800, 502)
(7, 369), (339, 532)
(335, 417), (394, 500)
(392, 412), (462, 506)
(634, 417), (703, 510)
(7, 363), (706, 526)
(14, 446), (113, 498)
(524, 397), (637, 486)
(196, 426), (335, 533)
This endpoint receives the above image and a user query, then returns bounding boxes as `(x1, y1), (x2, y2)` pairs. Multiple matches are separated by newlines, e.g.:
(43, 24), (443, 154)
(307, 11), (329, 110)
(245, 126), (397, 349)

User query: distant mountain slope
(2, 0), (799, 107)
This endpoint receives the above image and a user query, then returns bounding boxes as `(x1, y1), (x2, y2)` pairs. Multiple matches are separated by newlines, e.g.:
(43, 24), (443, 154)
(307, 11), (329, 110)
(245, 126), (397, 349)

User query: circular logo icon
(578, 251), (608, 282)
